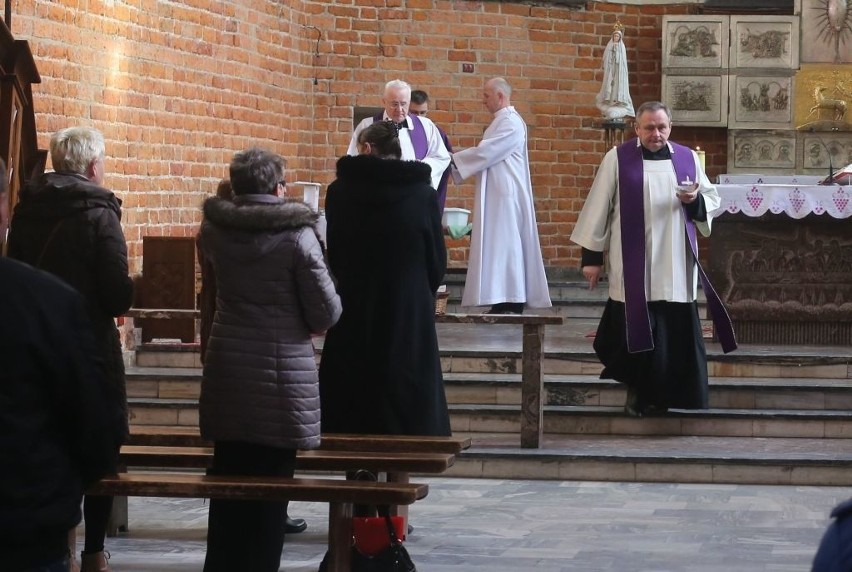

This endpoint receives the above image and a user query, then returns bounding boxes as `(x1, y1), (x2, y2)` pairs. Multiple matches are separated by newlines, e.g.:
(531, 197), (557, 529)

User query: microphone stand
(818, 137), (837, 185)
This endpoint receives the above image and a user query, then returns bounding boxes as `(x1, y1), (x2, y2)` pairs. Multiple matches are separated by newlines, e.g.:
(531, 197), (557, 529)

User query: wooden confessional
(0, 16), (45, 255)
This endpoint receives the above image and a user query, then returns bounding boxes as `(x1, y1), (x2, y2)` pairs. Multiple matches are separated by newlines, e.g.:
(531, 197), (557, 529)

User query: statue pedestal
(599, 118), (633, 149)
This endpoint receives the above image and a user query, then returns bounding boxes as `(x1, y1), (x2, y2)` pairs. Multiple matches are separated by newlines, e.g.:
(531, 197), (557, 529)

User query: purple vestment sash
(616, 138), (737, 354)
(372, 113), (428, 160)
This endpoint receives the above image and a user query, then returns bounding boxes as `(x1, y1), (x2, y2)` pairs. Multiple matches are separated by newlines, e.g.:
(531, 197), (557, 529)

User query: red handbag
(352, 515), (407, 556)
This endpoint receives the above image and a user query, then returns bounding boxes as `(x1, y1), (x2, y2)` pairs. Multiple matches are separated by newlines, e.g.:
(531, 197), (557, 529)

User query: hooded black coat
(319, 154), (450, 436)
(7, 172), (134, 438)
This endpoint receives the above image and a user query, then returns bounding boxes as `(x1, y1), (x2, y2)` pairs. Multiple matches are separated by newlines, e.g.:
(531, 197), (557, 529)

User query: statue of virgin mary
(596, 20), (635, 121)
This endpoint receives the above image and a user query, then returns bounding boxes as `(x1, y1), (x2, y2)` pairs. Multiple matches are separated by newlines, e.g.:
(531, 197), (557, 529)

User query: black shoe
(624, 386), (642, 417)
(485, 302), (525, 315)
(285, 516), (307, 534)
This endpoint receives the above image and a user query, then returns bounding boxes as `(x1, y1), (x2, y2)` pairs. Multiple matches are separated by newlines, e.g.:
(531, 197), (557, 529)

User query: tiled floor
(82, 477), (848, 571)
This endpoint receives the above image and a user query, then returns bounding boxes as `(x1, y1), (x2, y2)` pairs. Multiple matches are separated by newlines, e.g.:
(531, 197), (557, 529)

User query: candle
(695, 146), (706, 171)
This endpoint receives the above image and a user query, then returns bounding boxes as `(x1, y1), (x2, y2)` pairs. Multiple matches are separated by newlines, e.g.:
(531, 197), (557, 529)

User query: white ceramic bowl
(442, 207), (471, 228)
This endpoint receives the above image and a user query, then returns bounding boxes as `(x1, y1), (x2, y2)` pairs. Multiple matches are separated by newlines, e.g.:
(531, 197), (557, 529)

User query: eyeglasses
(387, 101), (409, 109)
(277, 180), (287, 190)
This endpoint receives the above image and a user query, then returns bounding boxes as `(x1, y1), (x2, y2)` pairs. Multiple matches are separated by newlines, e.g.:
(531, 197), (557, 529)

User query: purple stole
(372, 113), (428, 160)
(616, 138), (737, 354)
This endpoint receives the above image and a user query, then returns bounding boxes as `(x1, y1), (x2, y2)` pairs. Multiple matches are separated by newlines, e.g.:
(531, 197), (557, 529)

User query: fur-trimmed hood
(332, 155), (434, 206)
(202, 194), (317, 232)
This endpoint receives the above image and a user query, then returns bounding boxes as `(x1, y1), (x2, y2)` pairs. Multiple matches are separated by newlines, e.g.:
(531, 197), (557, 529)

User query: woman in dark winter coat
(812, 498), (852, 571)
(197, 148), (341, 572)
(7, 126), (132, 572)
(319, 121), (450, 436)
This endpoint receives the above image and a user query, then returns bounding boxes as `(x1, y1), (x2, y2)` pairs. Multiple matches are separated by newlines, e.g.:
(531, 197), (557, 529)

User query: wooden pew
(119, 445), (456, 475)
(110, 433), (467, 535)
(435, 313), (564, 448)
(91, 473), (427, 572)
(127, 426), (472, 455)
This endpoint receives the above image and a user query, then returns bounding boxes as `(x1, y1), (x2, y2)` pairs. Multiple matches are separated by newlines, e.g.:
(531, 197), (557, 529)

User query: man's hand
(582, 265), (603, 290)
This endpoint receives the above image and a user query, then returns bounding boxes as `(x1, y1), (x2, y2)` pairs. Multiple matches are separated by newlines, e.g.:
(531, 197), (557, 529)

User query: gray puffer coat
(197, 194), (341, 450)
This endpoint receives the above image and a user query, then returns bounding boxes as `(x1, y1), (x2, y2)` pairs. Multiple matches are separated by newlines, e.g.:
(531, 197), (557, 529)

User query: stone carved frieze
(713, 218), (852, 320)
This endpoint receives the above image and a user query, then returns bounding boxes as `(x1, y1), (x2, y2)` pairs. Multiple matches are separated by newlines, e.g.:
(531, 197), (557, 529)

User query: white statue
(596, 22), (635, 121)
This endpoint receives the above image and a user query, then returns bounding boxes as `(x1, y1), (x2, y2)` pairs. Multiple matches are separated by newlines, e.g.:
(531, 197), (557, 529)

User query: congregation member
(571, 101), (736, 418)
(347, 79), (451, 192)
(811, 497), (852, 571)
(321, 121), (450, 437)
(410, 88), (454, 213)
(197, 148), (341, 572)
(449, 77), (551, 315)
(0, 255), (124, 572)
(7, 126), (134, 572)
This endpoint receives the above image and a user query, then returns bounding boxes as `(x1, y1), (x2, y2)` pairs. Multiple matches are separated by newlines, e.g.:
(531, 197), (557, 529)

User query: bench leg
(386, 472), (409, 532)
(520, 323), (544, 449)
(327, 502), (353, 572)
(106, 495), (129, 537)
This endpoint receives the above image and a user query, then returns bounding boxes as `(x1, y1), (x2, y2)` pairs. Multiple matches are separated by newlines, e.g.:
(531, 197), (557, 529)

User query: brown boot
(80, 551), (111, 572)
(67, 529), (80, 572)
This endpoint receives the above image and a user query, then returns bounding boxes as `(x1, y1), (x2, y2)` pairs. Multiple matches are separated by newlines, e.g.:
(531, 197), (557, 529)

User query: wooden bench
(91, 472), (427, 572)
(110, 431), (469, 536)
(435, 313), (564, 448)
(127, 426), (472, 455)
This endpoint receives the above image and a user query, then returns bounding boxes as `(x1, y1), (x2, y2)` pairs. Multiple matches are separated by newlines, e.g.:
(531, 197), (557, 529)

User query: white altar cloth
(712, 184), (852, 219)
(716, 174), (825, 185)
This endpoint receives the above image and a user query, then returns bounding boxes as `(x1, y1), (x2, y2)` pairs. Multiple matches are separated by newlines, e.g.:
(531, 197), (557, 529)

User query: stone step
(448, 433), (852, 486)
(126, 367), (852, 411)
(446, 404), (852, 439)
(133, 342), (852, 380)
(126, 397), (852, 439)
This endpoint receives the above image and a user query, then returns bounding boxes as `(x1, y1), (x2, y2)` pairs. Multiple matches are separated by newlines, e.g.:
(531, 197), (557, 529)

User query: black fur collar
(335, 154), (431, 186)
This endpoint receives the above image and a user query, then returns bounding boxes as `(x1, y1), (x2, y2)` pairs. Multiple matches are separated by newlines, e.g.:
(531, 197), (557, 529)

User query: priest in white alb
(571, 101), (736, 418)
(450, 77), (551, 314)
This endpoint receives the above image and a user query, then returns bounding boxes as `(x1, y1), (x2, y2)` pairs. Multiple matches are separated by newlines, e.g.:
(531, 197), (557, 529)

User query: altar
(708, 183), (852, 345)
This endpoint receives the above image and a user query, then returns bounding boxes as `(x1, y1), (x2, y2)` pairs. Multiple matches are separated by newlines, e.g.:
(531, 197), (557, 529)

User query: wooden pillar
(327, 502), (353, 572)
(519, 323), (545, 448)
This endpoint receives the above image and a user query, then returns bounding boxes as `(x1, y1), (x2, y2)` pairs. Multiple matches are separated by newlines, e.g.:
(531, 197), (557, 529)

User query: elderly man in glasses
(346, 79), (450, 192)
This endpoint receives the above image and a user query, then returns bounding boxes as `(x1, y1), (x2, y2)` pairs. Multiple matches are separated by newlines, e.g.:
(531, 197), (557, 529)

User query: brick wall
(12, 0), (725, 272)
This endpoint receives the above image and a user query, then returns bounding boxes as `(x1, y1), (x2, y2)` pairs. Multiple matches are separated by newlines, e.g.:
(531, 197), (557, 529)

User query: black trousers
(202, 441), (297, 572)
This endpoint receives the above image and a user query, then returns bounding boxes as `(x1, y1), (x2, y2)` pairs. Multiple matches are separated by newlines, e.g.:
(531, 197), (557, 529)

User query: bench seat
(119, 445), (456, 474)
(127, 426), (472, 454)
(92, 473), (428, 572)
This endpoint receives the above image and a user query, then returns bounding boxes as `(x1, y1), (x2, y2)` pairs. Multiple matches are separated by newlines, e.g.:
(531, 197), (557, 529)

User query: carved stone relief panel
(708, 214), (852, 344)
(800, 0), (852, 64)
(663, 74), (728, 126)
(661, 15), (729, 70)
(729, 74), (794, 129)
(799, 133), (852, 173)
(730, 16), (800, 70)
(727, 130), (798, 173)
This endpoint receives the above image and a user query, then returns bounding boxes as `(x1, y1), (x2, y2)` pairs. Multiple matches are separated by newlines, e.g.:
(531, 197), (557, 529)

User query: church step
(126, 367), (852, 411)
(448, 433), (852, 486)
(126, 398), (852, 439)
(133, 342), (852, 380)
(447, 404), (852, 439)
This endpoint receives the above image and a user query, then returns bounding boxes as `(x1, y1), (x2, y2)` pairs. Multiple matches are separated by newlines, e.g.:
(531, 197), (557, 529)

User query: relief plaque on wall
(730, 16), (800, 70)
(663, 74), (728, 126)
(661, 16), (729, 70)
(728, 130), (797, 172)
(729, 75), (794, 129)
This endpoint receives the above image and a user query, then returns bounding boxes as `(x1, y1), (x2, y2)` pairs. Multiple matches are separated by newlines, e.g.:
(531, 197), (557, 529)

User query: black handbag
(318, 511), (416, 572)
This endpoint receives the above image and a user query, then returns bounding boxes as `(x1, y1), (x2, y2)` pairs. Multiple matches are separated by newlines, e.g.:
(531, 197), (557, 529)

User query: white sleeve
(570, 148), (619, 252)
(346, 117), (373, 156)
